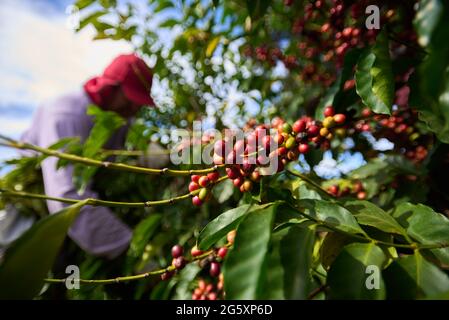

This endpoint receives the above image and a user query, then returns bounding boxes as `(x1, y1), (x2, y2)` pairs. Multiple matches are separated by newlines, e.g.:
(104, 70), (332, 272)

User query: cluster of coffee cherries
(190, 230), (235, 300)
(189, 171), (220, 206)
(326, 180), (366, 199)
(160, 230), (236, 300)
(242, 45), (298, 70)
(191, 276), (224, 300)
(188, 108), (347, 206)
(353, 107), (430, 163)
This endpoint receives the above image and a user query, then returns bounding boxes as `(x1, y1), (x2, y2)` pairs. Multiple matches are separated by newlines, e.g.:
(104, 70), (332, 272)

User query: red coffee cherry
(171, 244), (183, 258)
(328, 185), (339, 196)
(192, 196), (203, 206)
(207, 171), (219, 182)
(191, 245), (203, 257)
(191, 175), (200, 183)
(292, 119), (307, 133)
(226, 166), (240, 179)
(189, 181), (199, 192)
(161, 271), (174, 281)
(198, 176), (210, 187)
(333, 114), (346, 124)
(210, 262), (221, 277)
(217, 247), (228, 259)
(307, 125), (320, 137)
(324, 106), (335, 117)
(298, 143), (310, 154)
(173, 256), (186, 270)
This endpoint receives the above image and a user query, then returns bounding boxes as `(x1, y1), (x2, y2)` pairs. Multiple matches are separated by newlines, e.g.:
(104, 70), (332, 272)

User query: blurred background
(0, 0), (132, 163)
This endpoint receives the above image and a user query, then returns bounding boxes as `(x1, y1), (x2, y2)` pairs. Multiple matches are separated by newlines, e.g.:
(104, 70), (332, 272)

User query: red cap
(84, 53), (155, 107)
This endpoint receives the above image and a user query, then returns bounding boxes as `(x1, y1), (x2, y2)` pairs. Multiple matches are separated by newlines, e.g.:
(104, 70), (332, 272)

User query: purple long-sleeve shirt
(21, 89), (132, 259)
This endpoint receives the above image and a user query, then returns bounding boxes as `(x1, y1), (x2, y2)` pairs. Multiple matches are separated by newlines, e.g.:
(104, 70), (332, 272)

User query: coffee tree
(1, 0), (449, 300)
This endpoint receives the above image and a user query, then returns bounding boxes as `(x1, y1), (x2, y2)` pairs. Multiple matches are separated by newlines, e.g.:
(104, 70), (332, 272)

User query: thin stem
(0, 135), (222, 176)
(286, 169), (332, 196)
(101, 149), (171, 157)
(44, 243), (231, 285)
(0, 176), (228, 208)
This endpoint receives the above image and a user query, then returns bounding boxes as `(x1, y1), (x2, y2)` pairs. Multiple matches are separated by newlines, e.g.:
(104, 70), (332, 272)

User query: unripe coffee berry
(320, 127), (329, 137)
(198, 188), (209, 201)
(322, 116), (335, 128)
(285, 136), (296, 149)
(227, 230), (236, 244)
(242, 180), (253, 192)
(282, 123), (293, 134)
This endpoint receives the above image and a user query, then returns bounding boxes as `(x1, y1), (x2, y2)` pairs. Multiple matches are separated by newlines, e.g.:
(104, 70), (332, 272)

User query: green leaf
(173, 263), (202, 300)
(246, 0), (270, 19)
(84, 105), (126, 158)
(298, 199), (365, 235)
(320, 232), (354, 270)
(211, 179), (234, 203)
(74, 0), (96, 10)
(342, 200), (407, 237)
(125, 214), (161, 273)
(355, 31), (393, 114)
(262, 225), (315, 299)
(410, 0), (449, 143)
(78, 11), (108, 31)
(383, 252), (449, 299)
(159, 19), (179, 28)
(223, 204), (278, 299)
(327, 242), (387, 299)
(0, 201), (88, 299)
(198, 204), (251, 250)
(392, 202), (449, 266)
(316, 48), (362, 120)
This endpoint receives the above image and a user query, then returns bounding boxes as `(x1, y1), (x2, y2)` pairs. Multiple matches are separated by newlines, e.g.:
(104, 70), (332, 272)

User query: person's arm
(37, 110), (132, 260)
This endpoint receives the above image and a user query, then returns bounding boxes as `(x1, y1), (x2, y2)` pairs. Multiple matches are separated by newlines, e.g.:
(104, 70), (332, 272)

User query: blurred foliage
(1, 0), (449, 300)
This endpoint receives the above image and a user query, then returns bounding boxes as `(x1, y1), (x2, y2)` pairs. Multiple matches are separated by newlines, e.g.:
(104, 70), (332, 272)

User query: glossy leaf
(383, 252), (449, 299)
(261, 225), (315, 299)
(198, 204), (251, 250)
(327, 242), (387, 299)
(411, 0), (449, 143)
(0, 201), (88, 299)
(343, 200), (407, 236)
(298, 199), (365, 235)
(392, 202), (449, 266)
(223, 203), (278, 299)
(355, 31), (393, 114)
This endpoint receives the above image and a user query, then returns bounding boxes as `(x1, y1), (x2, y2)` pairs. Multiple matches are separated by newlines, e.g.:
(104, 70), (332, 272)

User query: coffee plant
(1, 0), (449, 300)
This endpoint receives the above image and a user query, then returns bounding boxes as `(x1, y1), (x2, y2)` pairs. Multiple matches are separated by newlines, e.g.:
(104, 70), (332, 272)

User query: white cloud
(0, 0), (132, 108)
